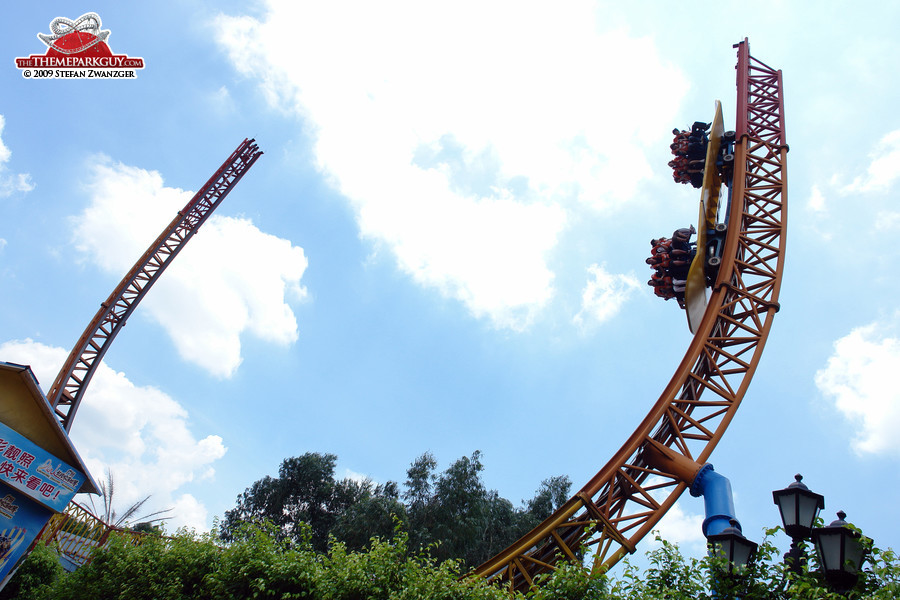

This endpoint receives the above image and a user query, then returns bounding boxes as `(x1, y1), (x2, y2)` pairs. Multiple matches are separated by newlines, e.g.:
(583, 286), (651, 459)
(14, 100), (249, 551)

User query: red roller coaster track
(42, 38), (782, 596)
(47, 138), (263, 432)
(471, 38), (787, 592)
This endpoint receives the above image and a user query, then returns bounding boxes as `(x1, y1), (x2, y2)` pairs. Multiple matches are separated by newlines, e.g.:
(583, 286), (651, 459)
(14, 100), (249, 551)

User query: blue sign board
(0, 421), (85, 513)
(0, 487), (53, 585)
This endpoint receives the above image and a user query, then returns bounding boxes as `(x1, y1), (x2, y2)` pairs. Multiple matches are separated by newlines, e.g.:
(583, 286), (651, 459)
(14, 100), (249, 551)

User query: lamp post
(707, 518), (758, 573)
(772, 474), (824, 573)
(706, 518), (758, 599)
(772, 475), (870, 596)
(812, 511), (868, 593)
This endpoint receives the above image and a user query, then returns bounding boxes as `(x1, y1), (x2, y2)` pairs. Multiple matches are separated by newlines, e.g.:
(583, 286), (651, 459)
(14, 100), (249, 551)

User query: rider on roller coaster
(647, 226), (696, 306)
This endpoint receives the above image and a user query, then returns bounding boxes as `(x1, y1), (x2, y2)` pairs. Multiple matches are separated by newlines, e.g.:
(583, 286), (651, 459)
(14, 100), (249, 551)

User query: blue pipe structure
(690, 464), (741, 537)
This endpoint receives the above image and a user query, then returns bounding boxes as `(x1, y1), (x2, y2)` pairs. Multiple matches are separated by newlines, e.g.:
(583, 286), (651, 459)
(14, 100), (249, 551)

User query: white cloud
(72, 156), (309, 377)
(640, 475), (705, 555)
(0, 339), (226, 531)
(842, 129), (900, 193)
(0, 114), (35, 197)
(814, 319), (900, 456)
(168, 494), (210, 533)
(875, 210), (900, 231)
(807, 184), (826, 213)
(209, 85), (235, 116)
(652, 501), (706, 552)
(341, 468), (372, 485)
(214, 1), (687, 329)
(573, 263), (641, 329)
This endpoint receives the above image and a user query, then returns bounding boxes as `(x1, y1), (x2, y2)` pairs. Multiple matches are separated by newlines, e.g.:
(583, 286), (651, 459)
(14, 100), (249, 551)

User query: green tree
(222, 449), (571, 567)
(221, 452), (402, 552)
(431, 451), (490, 565)
(402, 451), (571, 569)
(0, 541), (63, 600)
(404, 451), (506, 566)
(35, 521), (510, 600)
(525, 475), (572, 522)
(332, 481), (408, 551)
(404, 451), (439, 554)
(17, 519), (900, 599)
(43, 528), (222, 600)
(204, 522), (319, 599)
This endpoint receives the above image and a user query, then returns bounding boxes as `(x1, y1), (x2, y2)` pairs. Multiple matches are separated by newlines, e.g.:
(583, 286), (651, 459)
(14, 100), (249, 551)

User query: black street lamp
(812, 511), (868, 593)
(707, 519), (758, 573)
(772, 474), (824, 573)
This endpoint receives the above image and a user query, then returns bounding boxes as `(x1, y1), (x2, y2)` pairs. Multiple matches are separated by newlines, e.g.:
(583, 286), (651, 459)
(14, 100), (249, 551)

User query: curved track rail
(473, 39), (787, 592)
(47, 139), (263, 432)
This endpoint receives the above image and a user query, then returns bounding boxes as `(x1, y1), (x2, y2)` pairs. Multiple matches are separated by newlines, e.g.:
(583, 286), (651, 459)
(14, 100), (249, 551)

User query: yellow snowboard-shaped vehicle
(652, 100), (736, 334)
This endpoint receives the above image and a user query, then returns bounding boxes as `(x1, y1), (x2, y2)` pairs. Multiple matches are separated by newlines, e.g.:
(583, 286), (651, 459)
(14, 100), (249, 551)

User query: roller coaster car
(684, 100), (726, 334)
(717, 130), (737, 186)
(690, 131), (735, 189)
(704, 222), (727, 285)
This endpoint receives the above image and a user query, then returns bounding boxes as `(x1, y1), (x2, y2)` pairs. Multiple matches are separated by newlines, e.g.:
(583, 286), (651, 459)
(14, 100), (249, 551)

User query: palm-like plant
(77, 468), (172, 529)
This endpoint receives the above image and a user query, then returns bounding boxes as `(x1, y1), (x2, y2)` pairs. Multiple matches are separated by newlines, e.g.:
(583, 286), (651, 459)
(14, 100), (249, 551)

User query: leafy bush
(203, 521), (318, 599)
(45, 528), (221, 600)
(29, 521), (509, 600)
(13, 521), (900, 600)
(0, 541), (64, 600)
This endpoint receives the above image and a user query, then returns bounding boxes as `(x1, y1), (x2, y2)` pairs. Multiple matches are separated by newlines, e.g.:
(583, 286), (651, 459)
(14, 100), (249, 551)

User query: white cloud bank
(815, 318), (900, 456)
(573, 264), (642, 329)
(0, 114), (35, 197)
(72, 156), (309, 377)
(653, 500), (706, 552)
(0, 339), (225, 531)
(214, 0), (686, 329)
(641, 476), (705, 554)
(842, 129), (900, 193)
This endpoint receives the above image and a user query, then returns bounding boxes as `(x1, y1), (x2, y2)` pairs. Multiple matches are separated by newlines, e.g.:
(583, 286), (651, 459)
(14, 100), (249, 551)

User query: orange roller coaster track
(47, 138), (263, 432)
(473, 39), (787, 593)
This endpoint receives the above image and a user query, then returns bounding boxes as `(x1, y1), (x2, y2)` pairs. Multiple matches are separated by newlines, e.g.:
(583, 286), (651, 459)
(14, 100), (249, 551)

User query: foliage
(526, 560), (608, 600)
(331, 487), (407, 552)
(221, 452), (394, 553)
(0, 541), (63, 600)
(223, 450), (570, 569)
(32, 521), (510, 600)
(10, 519), (900, 600)
(524, 475), (572, 523)
(209, 449), (900, 597)
(596, 527), (900, 599)
(403, 451), (571, 568)
(202, 521), (318, 599)
(44, 528), (221, 600)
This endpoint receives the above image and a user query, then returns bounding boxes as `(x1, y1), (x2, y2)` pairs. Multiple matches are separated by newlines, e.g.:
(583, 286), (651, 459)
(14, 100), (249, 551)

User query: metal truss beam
(47, 139), (263, 431)
(473, 39), (787, 593)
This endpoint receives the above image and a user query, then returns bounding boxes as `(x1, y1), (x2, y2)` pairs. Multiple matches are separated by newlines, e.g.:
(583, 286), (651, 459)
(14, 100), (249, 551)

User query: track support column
(641, 439), (742, 537)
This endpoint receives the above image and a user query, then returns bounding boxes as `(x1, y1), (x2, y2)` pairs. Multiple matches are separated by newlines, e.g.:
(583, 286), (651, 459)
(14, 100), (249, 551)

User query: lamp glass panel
(797, 493), (822, 530)
(710, 540), (731, 562)
(775, 492), (798, 527)
(731, 538), (755, 568)
(815, 530), (843, 572)
(843, 536), (865, 573)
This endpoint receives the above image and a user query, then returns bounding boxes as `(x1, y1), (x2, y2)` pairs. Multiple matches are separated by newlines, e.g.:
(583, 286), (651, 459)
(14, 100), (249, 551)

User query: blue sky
(2, 1), (900, 564)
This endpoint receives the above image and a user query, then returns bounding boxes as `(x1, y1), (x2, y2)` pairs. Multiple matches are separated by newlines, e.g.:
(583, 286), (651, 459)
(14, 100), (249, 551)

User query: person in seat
(670, 124), (709, 186)
(672, 226), (695, 250)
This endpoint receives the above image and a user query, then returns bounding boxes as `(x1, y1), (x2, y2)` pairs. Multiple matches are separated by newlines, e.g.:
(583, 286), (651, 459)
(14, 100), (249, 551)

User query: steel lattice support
(47, 139), (263, 432)
(472, 39), (787, 593)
